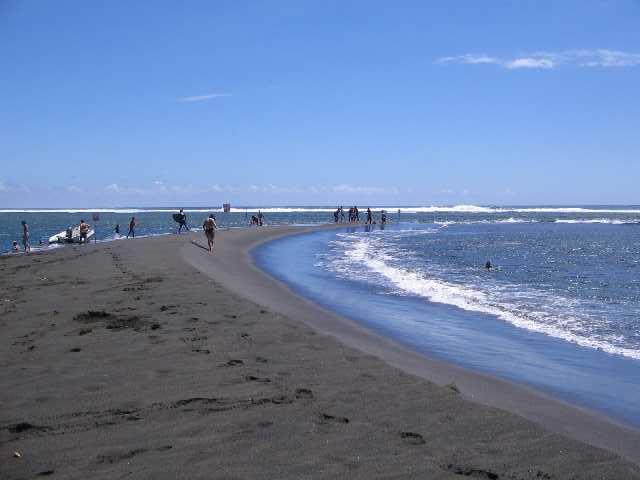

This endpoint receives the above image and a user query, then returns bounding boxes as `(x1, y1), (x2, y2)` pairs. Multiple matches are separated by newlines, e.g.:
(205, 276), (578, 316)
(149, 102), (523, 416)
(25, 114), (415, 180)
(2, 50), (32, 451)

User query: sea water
(250, 206), (640, 427)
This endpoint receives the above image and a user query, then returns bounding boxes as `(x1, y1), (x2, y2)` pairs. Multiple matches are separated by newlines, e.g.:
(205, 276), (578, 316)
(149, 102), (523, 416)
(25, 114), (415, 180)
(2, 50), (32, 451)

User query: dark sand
(1, 226), (639, 479)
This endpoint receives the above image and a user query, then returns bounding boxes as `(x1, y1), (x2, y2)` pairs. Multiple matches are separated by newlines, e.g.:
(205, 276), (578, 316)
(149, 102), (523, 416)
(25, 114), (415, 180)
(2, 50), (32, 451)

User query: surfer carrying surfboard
(175, 209), (189, 233)
(202, 214), (217, 253)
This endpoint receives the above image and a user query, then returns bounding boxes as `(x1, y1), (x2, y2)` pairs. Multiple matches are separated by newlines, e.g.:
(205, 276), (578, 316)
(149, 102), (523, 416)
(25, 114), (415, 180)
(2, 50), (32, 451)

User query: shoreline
(181, 224), (640, 464)
(2, 228), (639, 478)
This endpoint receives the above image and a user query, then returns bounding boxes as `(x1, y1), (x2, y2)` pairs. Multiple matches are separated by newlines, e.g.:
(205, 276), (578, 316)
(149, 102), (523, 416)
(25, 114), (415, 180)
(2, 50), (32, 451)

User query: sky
(1, 0), (639, 207)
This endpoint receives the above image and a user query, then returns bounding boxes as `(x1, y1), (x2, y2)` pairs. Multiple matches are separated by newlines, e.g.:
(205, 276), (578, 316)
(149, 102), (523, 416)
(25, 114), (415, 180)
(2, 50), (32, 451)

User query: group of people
(333, 206), (387, 225)
(250, 210), (265, 226)
(168, 210), (218, 252)
(112, 217), (137, 239)
(11, 221), (31, 253)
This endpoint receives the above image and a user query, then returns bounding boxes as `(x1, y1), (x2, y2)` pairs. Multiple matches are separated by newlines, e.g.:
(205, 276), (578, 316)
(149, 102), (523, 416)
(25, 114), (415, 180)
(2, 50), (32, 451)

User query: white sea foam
(2, 204), (640, 214)
(553, 218), (638, 225)
(322, 233), (640, 361)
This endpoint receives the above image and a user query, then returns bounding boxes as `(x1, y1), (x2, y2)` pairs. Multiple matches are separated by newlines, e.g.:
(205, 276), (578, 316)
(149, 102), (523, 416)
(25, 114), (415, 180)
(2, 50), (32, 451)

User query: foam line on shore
(180, 224), (640, 465)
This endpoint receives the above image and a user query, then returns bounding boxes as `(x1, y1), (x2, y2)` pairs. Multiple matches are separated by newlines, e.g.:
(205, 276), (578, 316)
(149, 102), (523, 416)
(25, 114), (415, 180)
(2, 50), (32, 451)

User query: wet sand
(1, 226), (639, 479)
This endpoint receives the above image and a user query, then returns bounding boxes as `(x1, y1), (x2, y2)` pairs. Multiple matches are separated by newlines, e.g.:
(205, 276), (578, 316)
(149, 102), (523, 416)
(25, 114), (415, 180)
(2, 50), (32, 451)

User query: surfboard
(172, 213), (185, 223)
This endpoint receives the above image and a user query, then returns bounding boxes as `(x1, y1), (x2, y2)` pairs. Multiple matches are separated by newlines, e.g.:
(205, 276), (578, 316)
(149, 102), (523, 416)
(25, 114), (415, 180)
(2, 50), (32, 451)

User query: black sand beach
(2, 226), (640, 479)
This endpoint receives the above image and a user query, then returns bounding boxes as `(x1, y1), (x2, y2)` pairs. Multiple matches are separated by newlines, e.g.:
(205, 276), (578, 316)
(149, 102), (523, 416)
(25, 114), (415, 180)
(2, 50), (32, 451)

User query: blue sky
(1, 0), (639, 207)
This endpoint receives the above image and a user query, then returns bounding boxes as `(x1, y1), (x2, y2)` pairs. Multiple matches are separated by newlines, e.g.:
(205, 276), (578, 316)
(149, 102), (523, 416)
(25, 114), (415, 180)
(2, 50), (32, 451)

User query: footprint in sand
(399, 431), (426, 445)
(295, 388), (314, 400)
(446, 465), (499, 479)
(319, 413), (349, 424)
(224, 359), (244, 367)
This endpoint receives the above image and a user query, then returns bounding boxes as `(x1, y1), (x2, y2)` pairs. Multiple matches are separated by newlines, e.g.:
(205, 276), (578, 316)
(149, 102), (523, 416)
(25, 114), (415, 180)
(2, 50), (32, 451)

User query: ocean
(3, 205), (640, 425)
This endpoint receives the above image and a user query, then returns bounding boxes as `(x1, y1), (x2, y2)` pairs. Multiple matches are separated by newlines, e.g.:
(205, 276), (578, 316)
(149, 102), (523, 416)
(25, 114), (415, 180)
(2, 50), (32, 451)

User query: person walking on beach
(177, 209), (189, 233)
(202, 214), (218, 253)
(257, 210), (264, 226)
(127, 217), (136, 238)
(21, 221), (30, 253)
(366, 208), (373, 225)
(79, 219), (91, 243)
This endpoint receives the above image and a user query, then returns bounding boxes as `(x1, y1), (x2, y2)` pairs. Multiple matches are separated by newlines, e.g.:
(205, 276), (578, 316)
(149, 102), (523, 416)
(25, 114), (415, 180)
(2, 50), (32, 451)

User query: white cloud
(67, 185), (82, 193)
(332, 184), (399, 195)
(0, 180), (6, 192)
(506, 58), (554, 69)
(436, 49), (640, 70)
(437, 54), (498, 65)
(177, 93), (231, 102)
(105, 183), (120, 192)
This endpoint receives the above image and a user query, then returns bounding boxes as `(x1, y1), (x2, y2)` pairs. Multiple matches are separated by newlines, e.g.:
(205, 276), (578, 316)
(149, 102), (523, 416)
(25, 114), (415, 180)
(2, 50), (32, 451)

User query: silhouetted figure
(127, 217), (136, 238)
(177, 209), (189, 233)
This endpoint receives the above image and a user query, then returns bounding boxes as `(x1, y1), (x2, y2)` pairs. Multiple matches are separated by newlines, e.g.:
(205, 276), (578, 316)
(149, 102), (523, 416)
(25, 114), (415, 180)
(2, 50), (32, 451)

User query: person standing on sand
(79, 219), (91, 244)
(127, 217), (136, 238)
(21, 221), (30, 253)
(202, 214), (218, 253)
(178, 208), (189, 233)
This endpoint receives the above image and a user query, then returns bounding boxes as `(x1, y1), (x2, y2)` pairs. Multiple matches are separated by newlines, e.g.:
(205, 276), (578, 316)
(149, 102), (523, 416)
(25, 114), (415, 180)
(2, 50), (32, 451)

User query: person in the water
(79, 219), (91, 244)
(127, 217), (136, 238)
(485, 260), (493, 270)
(366, 208), (373, 225)
(21, 221), (30, 253)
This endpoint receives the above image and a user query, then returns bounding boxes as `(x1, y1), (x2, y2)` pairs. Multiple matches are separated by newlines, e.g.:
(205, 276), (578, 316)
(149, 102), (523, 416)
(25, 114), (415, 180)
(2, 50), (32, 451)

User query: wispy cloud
(100, 182), (400, 198)
(506, 58), (554, 70)
(177, 93), (231, 102)
(436, 54), (498, 65)
(436, 49), (640, 70)
(332, 184), (399, 195)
